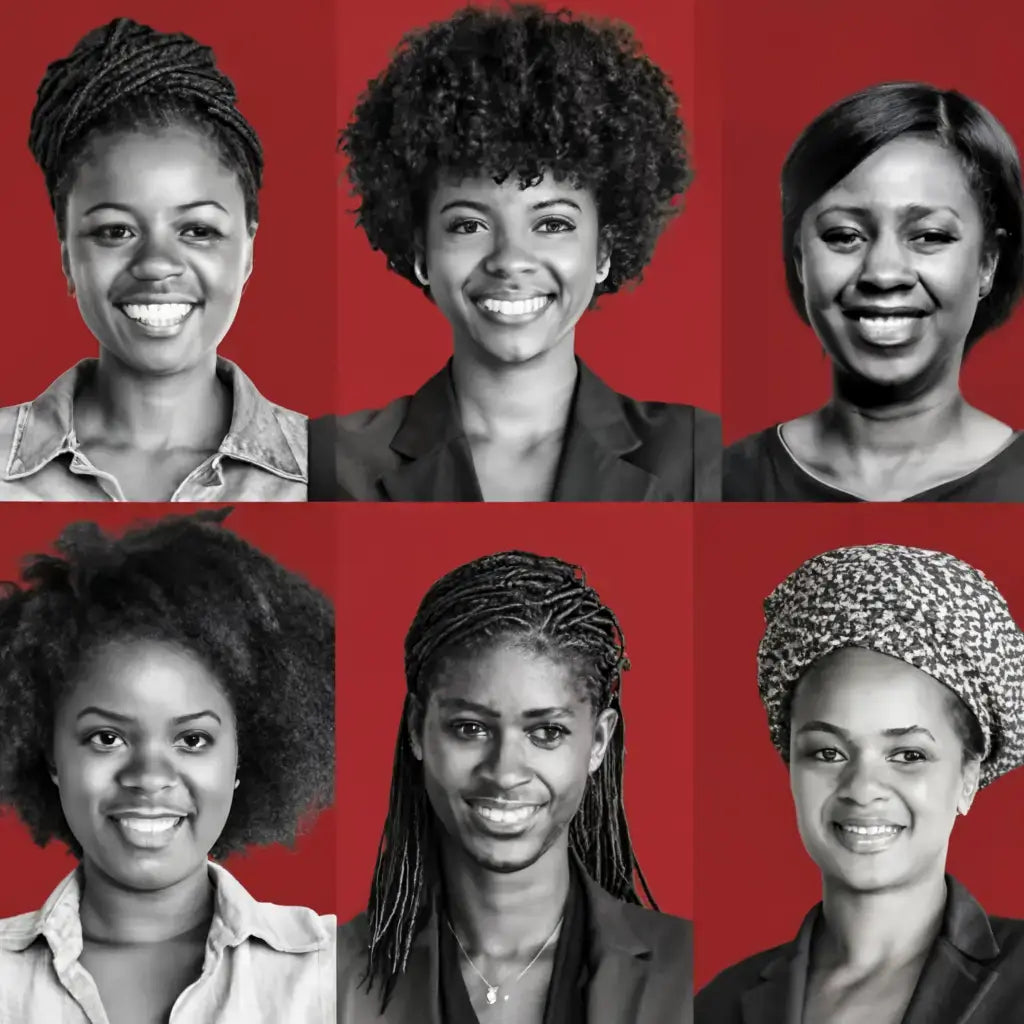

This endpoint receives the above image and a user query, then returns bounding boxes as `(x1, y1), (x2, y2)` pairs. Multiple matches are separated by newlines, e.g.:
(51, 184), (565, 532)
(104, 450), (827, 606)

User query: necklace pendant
(486, 986), (498, 1005)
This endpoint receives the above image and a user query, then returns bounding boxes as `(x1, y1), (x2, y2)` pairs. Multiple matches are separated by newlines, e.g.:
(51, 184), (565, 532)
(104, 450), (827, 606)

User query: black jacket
(309, 360), (720, 501)
(696, 877), (1024, 1023)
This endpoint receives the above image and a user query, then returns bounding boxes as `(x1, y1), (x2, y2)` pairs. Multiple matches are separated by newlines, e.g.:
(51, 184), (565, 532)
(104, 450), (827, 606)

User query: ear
(596, 232), (612, 285)
(412, 228), (429, 288)
(588, 707), (619, 774)
(406, 695), (425, 761)
(979, 229), (1002, 298)
(60, 242), (74, 297)
(244, 224), (258, 283)
(957, 759), (981, 816)
(793, 241), (805, 287)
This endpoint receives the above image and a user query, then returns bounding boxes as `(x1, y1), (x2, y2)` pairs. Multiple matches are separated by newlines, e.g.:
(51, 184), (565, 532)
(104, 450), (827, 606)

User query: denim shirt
(0, 359), (308, 501)
(0, 862), (336, 1024)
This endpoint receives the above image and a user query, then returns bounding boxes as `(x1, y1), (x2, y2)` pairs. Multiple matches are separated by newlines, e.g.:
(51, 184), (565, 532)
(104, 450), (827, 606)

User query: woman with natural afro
(0, 510), (335, 1023)
(338, 550), (691, 1023)
(309, 3), (720, 502)
(0, 17), (308, 502)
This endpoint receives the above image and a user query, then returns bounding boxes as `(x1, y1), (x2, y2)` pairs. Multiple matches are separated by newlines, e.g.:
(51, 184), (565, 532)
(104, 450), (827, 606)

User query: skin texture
(789, 647), (979, 896)
(796, 136), (997, 394)
(51, 638), (238, 896)
(62, 125), (255, 380)
(421, 174), (610, 370)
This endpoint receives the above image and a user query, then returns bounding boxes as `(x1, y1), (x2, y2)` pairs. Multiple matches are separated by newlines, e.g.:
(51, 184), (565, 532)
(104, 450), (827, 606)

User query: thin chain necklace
(447, 913), (565, 1007)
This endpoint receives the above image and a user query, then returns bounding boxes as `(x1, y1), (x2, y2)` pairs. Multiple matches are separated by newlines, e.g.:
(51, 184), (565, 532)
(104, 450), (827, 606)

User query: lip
(464, 797), (545, 835)
(108, 812), (188, 851)
(842, 306), (928, 319)
(471, 292), (555, 326)
(842, 307), (928, 348)
(116, 301), (198, 338)
(832, 819), (906, 854)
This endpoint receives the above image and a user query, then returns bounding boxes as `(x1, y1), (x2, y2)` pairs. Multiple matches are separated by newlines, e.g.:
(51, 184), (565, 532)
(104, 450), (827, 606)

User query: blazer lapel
(379, 365), (483, 501)
(553, 362), (665, 502)
(739, 907), (817, 1024)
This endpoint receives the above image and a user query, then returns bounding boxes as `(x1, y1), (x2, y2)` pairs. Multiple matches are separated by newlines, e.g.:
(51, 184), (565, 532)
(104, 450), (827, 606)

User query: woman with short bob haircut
(310, 3), (720, 502)
(0, 18), (308, 502)
(725, 82), (1024, 502)
(339, 550), (691, 1022)
(0, 511), (335, 1022)
(696, 544), (1024, 1022)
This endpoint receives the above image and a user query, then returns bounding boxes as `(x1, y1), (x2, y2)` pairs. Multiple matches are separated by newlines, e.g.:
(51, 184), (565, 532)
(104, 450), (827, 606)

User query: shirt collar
(0, 862), (329, 963)
(7, 358), (303, 481)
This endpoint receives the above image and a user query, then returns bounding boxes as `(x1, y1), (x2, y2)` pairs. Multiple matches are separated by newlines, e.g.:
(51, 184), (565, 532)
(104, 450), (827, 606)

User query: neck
(440, 835), (570, 960)
(816, 871), (947, 971)
(451, 341), (578, 445)
(79, 858), (214, 945)
(76, 352), (231, 450)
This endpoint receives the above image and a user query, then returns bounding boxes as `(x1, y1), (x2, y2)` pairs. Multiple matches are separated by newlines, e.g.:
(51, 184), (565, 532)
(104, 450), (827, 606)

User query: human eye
(86, 729), (126, 751)
(88, 224), (136, 244)
(821, 227), (863, 251)
(448, 719), (490, 741)
(535, 217), (575, 234)
(889, 748), (929, 765)
(910, 229), (957, 250)
(180, 222), (225, 243)
(528, 724), (569, 749)
(176, 731), (213, 752)
(446, 219), (487, 235)
(811, 747), (846, 763)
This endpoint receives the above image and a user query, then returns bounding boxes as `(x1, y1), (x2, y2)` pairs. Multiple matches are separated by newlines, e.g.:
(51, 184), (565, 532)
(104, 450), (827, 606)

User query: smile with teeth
(838, 824), (903, 836)
(120, 303), (195, 327)
(476, 296), (552, 317)
(113, 815), (184, 835)
(470, 803), (541, 825)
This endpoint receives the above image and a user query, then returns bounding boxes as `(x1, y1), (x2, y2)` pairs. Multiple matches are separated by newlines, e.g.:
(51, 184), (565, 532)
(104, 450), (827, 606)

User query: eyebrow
(816, 203), (962, 223)
(438, 198), (582, 215)
(81, 200), (230, 217)
(796, 720), (937, 742)
(436, 698), (576, 720)
(75, 706), (223, 726)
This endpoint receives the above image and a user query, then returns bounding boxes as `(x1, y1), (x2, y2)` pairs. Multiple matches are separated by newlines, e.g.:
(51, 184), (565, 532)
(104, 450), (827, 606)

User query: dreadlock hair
(363, 550), (654, 1009)
(29, 17), (263, 238)
(0, 509), (334, 861)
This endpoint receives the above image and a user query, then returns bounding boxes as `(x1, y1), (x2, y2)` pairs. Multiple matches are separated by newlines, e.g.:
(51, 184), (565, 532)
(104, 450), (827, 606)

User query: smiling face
(421, 173), (610, 366)
(51, 638), (238, 893)
(410, 642), (617, 874)
(796, 136), (998, 391)
(61, 125), (255, 377)
(789, 647), (980, 895)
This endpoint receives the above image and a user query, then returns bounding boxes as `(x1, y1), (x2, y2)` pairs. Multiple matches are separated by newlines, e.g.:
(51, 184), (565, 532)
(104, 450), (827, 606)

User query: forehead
(60, 638), (233, 722)
(429, 171), (597, 213)
(792, 647), (956, 737)
(429, 643), (585, 713)
(68, 125), (245, 212)
(809, 135), (980, 220)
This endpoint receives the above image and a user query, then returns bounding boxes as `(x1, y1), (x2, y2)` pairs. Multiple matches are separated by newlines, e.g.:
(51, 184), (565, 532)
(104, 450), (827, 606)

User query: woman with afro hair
(339, 551), (691, 1023)
(0, 18), (308, 502)
(309, 3), (720, 502)
(0, 511), (335, 1023)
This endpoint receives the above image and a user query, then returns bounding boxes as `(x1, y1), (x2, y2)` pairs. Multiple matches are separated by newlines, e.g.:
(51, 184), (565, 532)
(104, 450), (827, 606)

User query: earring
(66, 281), (75, 298)
(414, 258), (429, 288)
(234, 779), (240, 790)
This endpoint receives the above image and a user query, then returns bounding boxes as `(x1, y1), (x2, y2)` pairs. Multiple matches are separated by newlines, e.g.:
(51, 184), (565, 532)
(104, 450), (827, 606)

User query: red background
(0, 504), (337, 918)
(717, 0), (1024, 443)
(0, 1), (336, 416)
(336, 503), (694, 924)
(694, 504), (1024, 989)
(337, 0), (720, 415)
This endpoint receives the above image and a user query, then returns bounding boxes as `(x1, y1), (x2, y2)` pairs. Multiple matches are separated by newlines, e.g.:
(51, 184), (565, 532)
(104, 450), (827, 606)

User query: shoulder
(695, 944), (785, 1020)
(0, 402), (26, 460)
(988, 913), (1024, 957)
(616, 901), (692, 959)
(723, 425), (782, 500)
(338, 911), (370, 961)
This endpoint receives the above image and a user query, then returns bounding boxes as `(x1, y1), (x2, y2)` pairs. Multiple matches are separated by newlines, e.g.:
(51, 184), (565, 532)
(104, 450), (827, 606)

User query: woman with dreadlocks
(0, 511), (335, 1022)
(309, 3), (720, 502)
(338, 550), (692, 1023)
(0, 18), (307, 501)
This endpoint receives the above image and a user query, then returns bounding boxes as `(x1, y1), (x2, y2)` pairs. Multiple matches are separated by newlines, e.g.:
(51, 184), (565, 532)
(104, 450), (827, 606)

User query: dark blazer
(695, 877), (1024, 1024)
(339, 872), (692, 1023)
(308, 360), (720, 501)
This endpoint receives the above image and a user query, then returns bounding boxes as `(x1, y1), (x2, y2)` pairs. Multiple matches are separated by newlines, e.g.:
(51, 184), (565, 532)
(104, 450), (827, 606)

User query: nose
(856, 230), (915, 292)
(128, 230), (186, 282)
(481, 730), (531, 791)
(117, 743), (177, 793)
(835, 753), (887, 805)
(482, 227), (538, 279)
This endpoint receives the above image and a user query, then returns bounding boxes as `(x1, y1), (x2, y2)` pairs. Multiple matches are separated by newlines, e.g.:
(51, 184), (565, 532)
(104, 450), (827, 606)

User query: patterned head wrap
(758, 544), (1024, 788)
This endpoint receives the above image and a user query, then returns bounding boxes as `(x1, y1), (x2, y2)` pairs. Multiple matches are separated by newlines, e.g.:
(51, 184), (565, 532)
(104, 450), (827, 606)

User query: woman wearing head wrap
(339, 551), (692, 1023)
(724, 82), (1024, 501)
(0, 511), (335, 1022)
(309, 4), (720, 502)
(696, 544), (1024, 1022)
(0, 18), (307, 501)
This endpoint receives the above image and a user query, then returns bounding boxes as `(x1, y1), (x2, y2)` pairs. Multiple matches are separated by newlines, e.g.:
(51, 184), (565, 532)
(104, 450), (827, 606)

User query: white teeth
(474, 804), (537, 824)
(841, 824), (901, 836)
(121, 303), (194, 326)
(478, 296), (551, 316)
(856, 315), (916, 341)
(116, 816), (182, 834)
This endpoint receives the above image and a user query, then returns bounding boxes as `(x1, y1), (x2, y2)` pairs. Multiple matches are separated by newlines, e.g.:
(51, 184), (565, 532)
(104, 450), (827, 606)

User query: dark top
(308, 360), (721, 502)
(724, 425), (1024, 502)
(695, 876), (1024, 1024)
(339, 867), (693, 1023)
(439, 859), (588, 1024)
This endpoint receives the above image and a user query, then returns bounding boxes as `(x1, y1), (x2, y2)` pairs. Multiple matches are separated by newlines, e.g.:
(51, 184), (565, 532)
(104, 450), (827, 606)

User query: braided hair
(364, 550), (654, 1008)
(29, 18), (263, 237)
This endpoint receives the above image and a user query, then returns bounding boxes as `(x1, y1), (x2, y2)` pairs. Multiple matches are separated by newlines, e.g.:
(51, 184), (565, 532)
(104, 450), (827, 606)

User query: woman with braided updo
(339, 551), (691, 1023)
(0, 17), (307, 502)
(0, 512), (336, 1022)
(309, 3), (720, 502)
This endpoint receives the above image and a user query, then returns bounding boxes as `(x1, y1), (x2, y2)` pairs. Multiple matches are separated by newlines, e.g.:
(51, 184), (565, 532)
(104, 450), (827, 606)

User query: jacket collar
(6, 358), (303, 482)
(380, 360), (663, 501)
(0, 862), (329, 968)
(739, 877), (1003, 1024)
